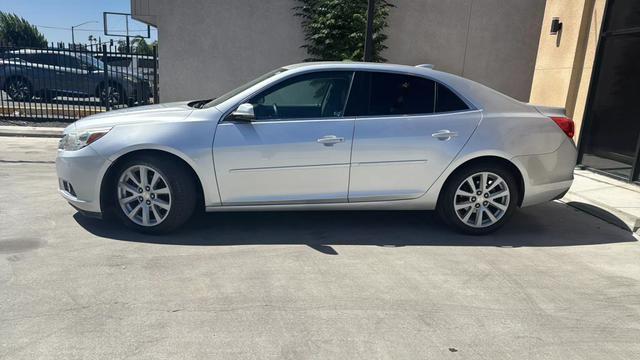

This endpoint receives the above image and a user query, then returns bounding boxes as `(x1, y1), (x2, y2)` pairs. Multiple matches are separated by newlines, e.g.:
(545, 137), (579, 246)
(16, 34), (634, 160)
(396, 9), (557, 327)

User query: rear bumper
(515, 137), (577, 207)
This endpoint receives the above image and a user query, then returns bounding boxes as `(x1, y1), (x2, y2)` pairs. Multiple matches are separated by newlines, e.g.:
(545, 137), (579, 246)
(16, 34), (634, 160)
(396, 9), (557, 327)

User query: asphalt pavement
(1, 136), (639, 359)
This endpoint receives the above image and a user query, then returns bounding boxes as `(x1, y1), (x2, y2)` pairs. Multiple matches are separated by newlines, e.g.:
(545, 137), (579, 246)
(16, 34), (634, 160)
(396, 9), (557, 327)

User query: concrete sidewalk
(562, 169), (640, 233)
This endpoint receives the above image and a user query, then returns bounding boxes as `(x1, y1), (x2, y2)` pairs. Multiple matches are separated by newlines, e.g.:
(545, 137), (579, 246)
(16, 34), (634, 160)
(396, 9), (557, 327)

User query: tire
(5, 77), (33, 102)
(437, 162), (519, 235)
(98, 82), (125, 106)
(111, 154), (197, 234)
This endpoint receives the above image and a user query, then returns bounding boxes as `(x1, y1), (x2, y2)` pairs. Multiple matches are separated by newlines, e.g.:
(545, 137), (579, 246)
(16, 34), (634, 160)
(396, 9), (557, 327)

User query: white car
(56, 62), (577, 234)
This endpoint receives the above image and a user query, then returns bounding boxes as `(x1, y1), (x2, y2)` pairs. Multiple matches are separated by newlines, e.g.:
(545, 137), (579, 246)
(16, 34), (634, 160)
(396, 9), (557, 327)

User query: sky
(1, 0), (157, 45)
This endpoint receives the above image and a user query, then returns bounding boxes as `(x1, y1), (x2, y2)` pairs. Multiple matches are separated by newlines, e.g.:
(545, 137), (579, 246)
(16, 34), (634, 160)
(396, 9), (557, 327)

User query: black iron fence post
(363, 0), (375, 62)
(153, 45), (159, 103)
(102, 45), (110, 111)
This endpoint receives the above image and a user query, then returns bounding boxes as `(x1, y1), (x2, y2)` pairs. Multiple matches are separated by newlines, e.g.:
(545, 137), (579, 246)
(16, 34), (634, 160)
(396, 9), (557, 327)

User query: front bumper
(56, 145), (111, 214)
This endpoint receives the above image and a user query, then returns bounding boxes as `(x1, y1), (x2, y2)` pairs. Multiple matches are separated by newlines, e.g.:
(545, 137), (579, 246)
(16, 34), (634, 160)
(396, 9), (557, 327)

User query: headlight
(58, 128), (112, 151)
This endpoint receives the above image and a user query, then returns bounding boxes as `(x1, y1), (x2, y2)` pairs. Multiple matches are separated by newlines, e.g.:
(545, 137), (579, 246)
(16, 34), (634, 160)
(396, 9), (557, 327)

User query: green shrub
(295, 0), (393, 62)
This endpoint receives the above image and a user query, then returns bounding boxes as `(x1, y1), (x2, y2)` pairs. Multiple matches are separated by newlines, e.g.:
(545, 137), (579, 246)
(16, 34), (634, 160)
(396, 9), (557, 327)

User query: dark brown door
(579, 0), (640, 180)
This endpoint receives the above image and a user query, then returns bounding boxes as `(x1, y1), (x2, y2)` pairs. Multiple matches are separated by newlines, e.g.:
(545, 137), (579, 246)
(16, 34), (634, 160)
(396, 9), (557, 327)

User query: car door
(213, 70), (355, 205)
(23, 53), (64, 94)
(56, 54), (92, 97)
(347, 71), (482, 202)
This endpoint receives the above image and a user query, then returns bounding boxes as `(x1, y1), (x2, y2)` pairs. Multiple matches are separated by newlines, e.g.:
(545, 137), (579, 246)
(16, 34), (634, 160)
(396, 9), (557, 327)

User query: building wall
(133, 0), (547, 103)
(529, 0), (606, 139)
(386, 0), (546, 102)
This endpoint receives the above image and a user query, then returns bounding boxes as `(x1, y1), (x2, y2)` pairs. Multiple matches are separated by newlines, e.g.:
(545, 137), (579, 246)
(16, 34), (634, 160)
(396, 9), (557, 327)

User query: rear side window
(369, 72), (435, 116)
(345, 71), (435, 116)
(435, 83), (469, 112)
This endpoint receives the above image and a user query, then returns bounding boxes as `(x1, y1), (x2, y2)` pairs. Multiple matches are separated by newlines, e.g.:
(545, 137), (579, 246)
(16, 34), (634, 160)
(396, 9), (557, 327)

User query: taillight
(550, 116), (574, 138)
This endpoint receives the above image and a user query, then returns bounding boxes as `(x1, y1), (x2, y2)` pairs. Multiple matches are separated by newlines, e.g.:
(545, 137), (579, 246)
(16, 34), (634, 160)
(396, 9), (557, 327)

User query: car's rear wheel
(98, 83), (125, 106)
(112, 155), (197, 234)
(5, 77), (33, 102)
(437, 163), (519, 235)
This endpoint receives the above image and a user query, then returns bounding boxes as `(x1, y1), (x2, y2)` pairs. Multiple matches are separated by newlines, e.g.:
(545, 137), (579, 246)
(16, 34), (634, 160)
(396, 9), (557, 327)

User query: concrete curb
(0, 126), (64, 138)
(560, 192), (639, 234)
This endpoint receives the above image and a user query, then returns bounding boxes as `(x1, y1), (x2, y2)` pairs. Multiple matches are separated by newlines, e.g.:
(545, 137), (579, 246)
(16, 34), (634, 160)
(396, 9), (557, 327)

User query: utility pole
(71, 21), (98, 49)
(125, 15), (130, 53)
(363, 0), (375, 62)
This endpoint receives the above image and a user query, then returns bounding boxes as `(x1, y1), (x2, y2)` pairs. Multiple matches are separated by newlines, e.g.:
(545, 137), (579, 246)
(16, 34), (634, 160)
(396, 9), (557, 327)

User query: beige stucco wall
(529, 0), (606, 139)
(386, 0), (546, 101)
(133, 0), (547, 103)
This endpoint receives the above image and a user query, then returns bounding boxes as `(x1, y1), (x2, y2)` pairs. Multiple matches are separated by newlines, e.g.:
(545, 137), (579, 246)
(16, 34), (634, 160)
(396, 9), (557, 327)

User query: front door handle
(317, 135), (344, 146)
(432, 130), (458, 141)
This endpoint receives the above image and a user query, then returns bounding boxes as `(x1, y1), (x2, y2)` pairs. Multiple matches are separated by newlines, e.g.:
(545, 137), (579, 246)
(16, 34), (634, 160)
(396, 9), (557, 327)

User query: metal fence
(0, 44), (158, 122)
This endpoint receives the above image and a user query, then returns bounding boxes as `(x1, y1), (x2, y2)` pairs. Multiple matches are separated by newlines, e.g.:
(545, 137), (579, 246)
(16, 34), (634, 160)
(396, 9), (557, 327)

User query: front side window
(249, 71), (353, 120)
(57, 55), (83, 69)
(32, 54), (58, 66)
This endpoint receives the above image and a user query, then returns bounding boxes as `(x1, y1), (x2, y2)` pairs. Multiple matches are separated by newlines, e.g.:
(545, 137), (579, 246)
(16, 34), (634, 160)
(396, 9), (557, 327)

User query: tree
(116, 37), (156, 55)
(295, 0), (393, 62)
(0, 12), (47, 47)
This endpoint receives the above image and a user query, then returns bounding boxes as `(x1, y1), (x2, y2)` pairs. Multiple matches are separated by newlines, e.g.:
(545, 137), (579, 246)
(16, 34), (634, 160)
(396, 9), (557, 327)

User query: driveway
(1, 136), (639, 359)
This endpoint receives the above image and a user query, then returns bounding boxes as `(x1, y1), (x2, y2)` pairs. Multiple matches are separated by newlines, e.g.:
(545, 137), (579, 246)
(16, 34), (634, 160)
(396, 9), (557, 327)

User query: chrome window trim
(352, 108), (482, 121)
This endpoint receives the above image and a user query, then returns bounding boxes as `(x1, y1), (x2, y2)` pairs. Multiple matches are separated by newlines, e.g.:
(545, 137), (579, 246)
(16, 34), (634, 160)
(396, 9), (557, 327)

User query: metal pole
(363, 0), (375, 62)
(71, 26), (75, 47)
(102, 45), (111, 111)
(125, 15), (130, 53)
(153, 45), (159, 103)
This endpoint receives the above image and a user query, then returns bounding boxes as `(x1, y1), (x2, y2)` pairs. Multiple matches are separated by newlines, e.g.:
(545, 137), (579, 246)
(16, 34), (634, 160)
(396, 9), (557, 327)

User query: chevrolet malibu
(56, 62), (577, 235)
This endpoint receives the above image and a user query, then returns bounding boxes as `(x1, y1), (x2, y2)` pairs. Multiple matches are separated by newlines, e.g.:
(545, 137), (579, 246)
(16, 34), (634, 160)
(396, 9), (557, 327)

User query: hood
(71, 101), (194, 132)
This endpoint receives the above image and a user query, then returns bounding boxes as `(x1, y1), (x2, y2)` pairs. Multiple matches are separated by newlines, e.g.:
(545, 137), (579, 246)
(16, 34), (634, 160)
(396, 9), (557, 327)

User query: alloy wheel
(6, 79), (31, 101)
(453, 172), (510, 228)
(100, 85), (121, 106)
(117, 165), (172, 227)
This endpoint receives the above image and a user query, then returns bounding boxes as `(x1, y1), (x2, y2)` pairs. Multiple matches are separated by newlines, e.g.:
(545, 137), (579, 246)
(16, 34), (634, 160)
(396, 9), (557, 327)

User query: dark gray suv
(0, 49), (151, 106)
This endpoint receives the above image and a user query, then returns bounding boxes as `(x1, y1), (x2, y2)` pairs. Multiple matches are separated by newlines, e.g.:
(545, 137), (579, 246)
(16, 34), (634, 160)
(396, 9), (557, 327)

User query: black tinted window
(57, 55), (83, 69)
(369, 72), (435, 116)
(32, 54), (58, 66)
(249, 71), (353, 120)
(435, 83), (469, 112)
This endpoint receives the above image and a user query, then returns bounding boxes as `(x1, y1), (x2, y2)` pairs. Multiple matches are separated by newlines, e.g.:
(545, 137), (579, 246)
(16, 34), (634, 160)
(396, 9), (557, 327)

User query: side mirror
(230, 103), (255, 122)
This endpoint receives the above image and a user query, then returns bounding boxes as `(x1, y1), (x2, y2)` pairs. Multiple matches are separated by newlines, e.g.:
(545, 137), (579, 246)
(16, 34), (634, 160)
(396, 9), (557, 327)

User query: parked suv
(0, 49), (151, 106)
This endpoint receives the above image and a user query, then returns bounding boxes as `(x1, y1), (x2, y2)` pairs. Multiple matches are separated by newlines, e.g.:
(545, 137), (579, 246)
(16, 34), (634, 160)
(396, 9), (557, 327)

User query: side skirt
(205, 198), (435, 212)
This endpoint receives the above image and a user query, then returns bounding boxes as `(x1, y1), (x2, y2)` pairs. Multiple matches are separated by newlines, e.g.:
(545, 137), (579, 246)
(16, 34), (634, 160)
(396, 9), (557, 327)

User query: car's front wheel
(5, 77), (33, 102)
(112, 155), (197, 234)
(437, 163), (519, 235)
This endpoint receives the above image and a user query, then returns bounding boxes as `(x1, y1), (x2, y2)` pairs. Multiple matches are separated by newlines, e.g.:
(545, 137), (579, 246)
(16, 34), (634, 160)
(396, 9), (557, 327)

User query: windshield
(203, 68), (287, 108)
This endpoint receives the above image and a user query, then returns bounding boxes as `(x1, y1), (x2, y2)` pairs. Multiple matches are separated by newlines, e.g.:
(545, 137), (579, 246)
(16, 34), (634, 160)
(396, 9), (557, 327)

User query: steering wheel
(272, 103), (279, 118)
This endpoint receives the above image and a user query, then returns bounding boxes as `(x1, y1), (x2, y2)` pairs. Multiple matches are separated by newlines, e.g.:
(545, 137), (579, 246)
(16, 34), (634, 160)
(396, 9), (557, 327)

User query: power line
(35, 24), (153, 33)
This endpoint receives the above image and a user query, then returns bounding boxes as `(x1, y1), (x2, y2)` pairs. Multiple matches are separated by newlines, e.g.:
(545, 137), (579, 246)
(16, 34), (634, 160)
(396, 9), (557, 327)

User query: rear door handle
(432, 130), (458, 141)
(317, 135), (344, 146)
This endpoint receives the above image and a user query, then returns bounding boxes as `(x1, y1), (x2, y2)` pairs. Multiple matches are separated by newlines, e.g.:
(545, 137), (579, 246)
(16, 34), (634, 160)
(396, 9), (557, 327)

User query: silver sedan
(56, 62), (577, 234)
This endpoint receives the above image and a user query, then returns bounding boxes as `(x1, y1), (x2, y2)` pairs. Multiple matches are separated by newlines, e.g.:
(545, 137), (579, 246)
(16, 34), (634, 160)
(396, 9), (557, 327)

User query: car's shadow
(74, 201), (637, 252)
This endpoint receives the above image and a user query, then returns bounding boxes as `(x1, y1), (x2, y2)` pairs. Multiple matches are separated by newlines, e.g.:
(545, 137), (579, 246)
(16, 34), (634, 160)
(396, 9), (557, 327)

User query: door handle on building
(317, 135), (344, 146)
(432, 130), (458, 141)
